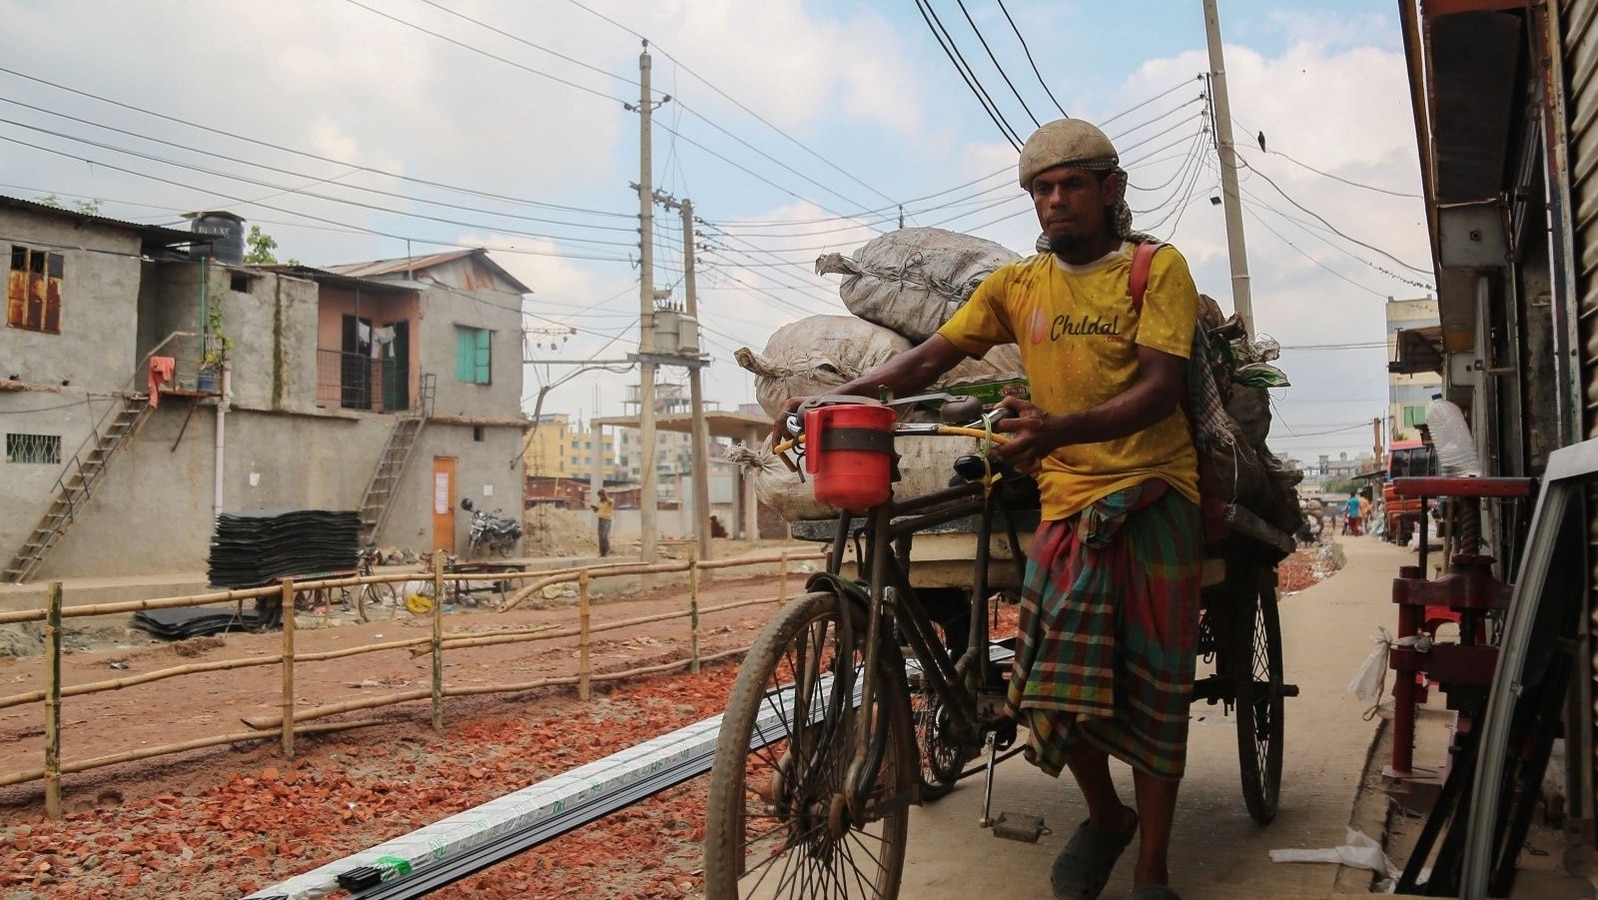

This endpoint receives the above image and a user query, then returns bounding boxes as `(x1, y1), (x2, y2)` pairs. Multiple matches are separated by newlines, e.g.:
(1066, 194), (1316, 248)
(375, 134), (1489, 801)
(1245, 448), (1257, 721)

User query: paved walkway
(895, 535), (1586, 899)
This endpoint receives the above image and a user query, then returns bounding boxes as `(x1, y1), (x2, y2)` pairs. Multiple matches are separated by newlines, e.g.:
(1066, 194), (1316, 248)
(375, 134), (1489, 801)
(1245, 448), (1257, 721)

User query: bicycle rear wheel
(1232, 575), (1285, 825)
(704, 590), (913, 900)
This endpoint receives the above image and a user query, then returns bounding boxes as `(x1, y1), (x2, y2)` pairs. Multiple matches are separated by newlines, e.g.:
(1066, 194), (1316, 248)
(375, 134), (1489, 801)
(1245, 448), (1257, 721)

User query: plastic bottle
(1425, 397), (1481, 477)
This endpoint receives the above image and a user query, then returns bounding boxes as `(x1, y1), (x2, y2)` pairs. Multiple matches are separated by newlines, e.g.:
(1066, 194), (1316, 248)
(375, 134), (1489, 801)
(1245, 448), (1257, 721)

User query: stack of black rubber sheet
(206, 508), (361, 588)
(132, 607), (264, 639)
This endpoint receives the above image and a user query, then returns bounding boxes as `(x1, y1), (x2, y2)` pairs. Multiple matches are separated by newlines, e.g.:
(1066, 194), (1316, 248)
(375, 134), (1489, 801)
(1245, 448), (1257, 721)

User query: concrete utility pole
(633, 40), (664, 564)
(1203, 0), (1255, 335)
(678, 198), (713, 560)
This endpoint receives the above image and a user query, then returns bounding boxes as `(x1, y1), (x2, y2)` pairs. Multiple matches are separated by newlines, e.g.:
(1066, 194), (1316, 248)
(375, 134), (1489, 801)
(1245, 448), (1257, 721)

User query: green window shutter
(455, 327), (475, 382)
(474, 327), (491, 384)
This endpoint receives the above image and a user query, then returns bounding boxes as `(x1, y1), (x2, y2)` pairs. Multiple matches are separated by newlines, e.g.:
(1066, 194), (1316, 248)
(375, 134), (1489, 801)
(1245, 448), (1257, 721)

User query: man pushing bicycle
(778, 118), (1203, 900)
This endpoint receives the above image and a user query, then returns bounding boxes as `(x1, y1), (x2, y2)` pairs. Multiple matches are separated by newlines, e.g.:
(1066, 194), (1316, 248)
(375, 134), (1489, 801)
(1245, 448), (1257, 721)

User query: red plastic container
(804, 403), (897, 512)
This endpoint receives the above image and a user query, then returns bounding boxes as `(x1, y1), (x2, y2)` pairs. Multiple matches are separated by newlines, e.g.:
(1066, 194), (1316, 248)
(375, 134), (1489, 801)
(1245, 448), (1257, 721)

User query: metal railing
(316, 349), (408, 412)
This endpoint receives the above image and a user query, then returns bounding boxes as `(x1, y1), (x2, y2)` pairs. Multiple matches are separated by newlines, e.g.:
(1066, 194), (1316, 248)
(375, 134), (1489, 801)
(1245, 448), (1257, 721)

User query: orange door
(432, 457), (457, 554)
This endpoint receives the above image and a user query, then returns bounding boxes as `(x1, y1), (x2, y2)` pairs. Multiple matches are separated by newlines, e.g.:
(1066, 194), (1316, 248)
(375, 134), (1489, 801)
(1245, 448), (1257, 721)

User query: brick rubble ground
(1, 540), (1339, 899)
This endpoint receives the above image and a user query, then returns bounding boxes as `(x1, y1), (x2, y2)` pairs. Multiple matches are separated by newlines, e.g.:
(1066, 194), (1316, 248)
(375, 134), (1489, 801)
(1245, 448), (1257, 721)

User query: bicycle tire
(703, 590), (912, 900)
(359, 582), (396, 622)
(1232, 575), (1285, 825)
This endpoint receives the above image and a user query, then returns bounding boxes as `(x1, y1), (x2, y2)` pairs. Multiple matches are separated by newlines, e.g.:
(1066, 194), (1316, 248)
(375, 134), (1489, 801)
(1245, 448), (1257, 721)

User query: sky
(0, 0), (1430, 462)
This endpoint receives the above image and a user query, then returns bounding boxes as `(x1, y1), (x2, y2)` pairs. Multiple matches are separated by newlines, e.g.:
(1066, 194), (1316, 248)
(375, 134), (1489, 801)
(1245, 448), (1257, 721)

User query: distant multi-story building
(1386, 297), (1443, 441)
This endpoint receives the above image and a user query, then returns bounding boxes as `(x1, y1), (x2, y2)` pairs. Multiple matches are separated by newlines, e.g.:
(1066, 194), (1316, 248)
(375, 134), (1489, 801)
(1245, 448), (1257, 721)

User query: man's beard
(1047, 231), (1090, 257)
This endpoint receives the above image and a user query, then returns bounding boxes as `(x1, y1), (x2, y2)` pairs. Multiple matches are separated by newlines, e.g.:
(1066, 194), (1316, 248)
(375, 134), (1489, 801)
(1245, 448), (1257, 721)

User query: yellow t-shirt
(936, 243), (1201, 519)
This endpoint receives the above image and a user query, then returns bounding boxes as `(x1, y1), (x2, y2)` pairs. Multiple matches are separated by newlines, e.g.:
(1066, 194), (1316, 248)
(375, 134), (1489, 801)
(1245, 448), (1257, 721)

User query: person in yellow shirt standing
(591, 489), (614, 557)
(779, 118), (1201, 900)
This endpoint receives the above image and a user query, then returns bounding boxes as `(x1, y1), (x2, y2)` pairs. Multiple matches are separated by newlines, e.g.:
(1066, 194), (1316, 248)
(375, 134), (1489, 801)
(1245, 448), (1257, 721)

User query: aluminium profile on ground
(247, 639), (1011, 900)
(243, 686), (802, 900)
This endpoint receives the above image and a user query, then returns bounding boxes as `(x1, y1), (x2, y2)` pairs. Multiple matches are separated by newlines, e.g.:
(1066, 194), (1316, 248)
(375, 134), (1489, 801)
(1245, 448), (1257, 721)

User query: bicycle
(338, 543), (397, 622)
(702, 395), (1295, 899)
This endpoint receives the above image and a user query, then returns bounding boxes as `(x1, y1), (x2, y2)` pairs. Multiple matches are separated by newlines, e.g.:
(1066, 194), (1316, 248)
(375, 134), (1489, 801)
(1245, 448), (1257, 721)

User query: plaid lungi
(1006, 480), (1202, 781)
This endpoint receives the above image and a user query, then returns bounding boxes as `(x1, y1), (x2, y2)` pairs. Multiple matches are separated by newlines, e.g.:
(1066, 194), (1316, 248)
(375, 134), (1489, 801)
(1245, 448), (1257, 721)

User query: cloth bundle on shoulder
(815, 227), (1019, 342)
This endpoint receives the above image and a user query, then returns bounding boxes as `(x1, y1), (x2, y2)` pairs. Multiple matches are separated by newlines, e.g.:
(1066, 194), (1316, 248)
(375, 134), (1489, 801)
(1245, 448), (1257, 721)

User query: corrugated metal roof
(325, 247), (532, 295)
(0, 194), (202, 247)
(251, 264), (423, 294)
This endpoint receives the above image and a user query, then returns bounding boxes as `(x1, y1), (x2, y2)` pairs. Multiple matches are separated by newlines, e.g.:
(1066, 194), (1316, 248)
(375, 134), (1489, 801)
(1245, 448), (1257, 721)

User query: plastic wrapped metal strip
(245, 678), (828, 900)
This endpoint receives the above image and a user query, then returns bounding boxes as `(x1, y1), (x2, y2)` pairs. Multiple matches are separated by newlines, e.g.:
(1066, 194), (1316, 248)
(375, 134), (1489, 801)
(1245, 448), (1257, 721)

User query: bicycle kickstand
(979, 729), (1051, 843)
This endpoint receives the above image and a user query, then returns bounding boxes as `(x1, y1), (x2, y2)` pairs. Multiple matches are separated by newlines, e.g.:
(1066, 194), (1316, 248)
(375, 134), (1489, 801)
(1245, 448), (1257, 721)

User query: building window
(1402, 405), (1427, 428)
(455, 326), (491, 384)
(8, 245), (64, 334)
(473, 425), (485, 442)
(6, 433), (61, 464)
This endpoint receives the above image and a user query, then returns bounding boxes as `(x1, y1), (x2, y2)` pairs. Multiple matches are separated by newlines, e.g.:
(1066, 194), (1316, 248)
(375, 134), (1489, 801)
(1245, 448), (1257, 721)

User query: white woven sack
(736, 316), (912, 418)
(815, 227), (1019, 342)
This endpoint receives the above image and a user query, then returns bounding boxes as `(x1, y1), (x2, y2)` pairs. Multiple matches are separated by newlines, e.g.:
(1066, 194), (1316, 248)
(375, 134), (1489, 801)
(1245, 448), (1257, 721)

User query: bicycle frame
(814, 441), (1031, 816)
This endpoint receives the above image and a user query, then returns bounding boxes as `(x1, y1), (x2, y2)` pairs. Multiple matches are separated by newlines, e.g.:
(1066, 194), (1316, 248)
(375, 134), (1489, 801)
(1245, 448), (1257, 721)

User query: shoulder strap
(1129, 239), (1164, 313)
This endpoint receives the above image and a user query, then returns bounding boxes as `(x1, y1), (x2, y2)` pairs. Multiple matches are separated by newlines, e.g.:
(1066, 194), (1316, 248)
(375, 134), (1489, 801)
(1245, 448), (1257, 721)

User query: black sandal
(1049, 808), (1138, 900)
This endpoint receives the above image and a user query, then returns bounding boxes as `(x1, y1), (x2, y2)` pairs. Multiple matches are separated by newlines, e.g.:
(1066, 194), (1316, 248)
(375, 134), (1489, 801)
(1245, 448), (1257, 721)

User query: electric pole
(631, 41), (668, 564)
(678, 198), (712, 560)
(1203, 0), (1255, 335)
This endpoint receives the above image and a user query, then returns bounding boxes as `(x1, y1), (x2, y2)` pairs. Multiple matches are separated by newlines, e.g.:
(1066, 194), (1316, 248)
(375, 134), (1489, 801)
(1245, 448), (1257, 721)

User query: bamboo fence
(0, 548), (824, 816)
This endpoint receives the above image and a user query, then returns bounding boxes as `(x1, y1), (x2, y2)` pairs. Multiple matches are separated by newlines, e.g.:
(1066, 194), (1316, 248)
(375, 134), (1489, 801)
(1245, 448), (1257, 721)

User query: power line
(339, 0), (629, 105)
(0, 132), (633, 263)
(557, 0), (903, 209)
(913, 0), (1023, 149)
(0, 97), (640, 236)
(954, 0), (1040, 129)
(0, 117), (640, 251)
(0, 66), (632, 220)
(1235, 155), (1432, 276)
(994, 0), (1068, 118)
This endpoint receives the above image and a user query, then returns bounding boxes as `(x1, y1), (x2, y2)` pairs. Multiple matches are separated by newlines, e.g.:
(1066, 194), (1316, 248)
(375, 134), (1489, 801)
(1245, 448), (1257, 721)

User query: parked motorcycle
(460, 497), (522, 558)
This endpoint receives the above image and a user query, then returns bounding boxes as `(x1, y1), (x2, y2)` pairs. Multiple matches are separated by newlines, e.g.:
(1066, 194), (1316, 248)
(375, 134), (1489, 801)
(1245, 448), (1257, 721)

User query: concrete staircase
(356, 373), (435, 544)
(3, 393), (156, 583)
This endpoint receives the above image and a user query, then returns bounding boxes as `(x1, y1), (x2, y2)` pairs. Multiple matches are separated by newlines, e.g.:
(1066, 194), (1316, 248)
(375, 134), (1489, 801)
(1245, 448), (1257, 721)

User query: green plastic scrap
(1234, 362), (1290, 389)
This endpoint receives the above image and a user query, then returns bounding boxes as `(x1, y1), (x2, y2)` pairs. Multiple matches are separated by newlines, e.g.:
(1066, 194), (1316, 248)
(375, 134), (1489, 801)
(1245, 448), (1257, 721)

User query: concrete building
(1, 197), (528, 582)
(1386, 297), (1443, 442)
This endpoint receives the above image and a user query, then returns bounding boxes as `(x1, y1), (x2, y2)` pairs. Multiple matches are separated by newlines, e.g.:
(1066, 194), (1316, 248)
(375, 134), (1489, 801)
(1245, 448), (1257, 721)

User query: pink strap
(1129, 240), (1163, 313)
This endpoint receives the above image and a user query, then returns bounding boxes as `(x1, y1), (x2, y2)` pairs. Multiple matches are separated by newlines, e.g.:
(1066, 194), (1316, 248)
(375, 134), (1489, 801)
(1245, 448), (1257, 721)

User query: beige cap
(1018, 119), (1119, 190)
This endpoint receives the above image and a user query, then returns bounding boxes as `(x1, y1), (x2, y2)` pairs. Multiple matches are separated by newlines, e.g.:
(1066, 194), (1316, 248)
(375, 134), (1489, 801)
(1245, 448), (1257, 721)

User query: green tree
(244, 225), (280, 264)
(34, 193), (102, 214)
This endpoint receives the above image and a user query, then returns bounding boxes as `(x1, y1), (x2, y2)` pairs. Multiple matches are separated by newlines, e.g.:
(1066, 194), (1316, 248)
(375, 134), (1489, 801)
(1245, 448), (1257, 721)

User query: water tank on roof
(185, 211), (246, 265)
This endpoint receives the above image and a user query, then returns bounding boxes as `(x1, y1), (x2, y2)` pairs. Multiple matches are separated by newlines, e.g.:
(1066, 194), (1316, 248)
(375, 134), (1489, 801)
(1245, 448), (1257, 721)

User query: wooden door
(432, 457), (456, 554)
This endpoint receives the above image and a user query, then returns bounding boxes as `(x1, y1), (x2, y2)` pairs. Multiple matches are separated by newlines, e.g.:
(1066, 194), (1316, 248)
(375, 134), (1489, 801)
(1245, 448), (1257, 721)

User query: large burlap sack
(815, 227), (1019, 342)
(736, 317), (911, 418)
(736, 316), (1026, 419)
(731, 434), (987, 523)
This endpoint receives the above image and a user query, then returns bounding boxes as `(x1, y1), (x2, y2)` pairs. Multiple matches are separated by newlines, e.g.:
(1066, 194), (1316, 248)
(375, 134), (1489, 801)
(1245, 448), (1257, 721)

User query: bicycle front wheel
(704, 590), (913, 900)
(1233, 574), (1285, 825)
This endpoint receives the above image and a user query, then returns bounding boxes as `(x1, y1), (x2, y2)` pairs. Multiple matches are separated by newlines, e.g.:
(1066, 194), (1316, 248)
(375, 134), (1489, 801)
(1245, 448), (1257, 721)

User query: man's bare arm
(773, 335), (971, 438)
(994, 346), (1187, 470)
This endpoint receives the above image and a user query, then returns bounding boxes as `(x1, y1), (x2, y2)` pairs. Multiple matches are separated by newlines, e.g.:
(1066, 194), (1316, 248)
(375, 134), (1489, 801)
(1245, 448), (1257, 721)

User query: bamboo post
(431, 553), (444, 732)
(688, 547), (701, 674)
(43, 582), (62, 819)
(779, 550), (789, 603)
(578, 569), (591, 701)
(280, 578), (295, 758)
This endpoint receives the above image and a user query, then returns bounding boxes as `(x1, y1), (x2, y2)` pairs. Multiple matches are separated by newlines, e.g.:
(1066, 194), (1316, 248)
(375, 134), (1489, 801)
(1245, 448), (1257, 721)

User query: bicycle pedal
(989, 812), (1050, 843)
